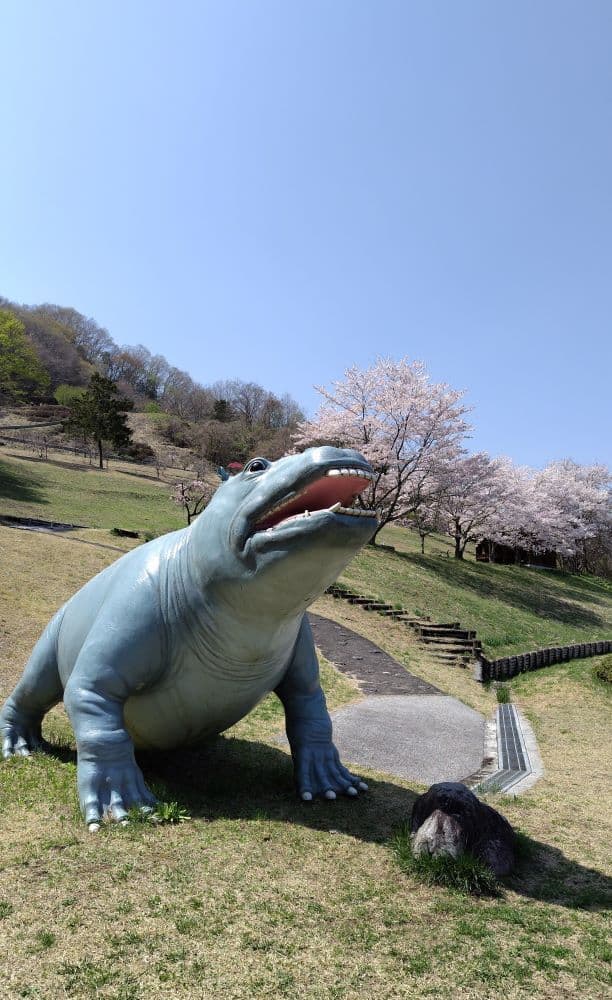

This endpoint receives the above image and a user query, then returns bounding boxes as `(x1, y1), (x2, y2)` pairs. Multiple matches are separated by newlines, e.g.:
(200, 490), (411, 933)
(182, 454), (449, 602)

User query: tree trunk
(420, 533), (426, 555)
(368, 523), (383, 545)
(454, 535), (463, 559)
(97, 438), (104, 469)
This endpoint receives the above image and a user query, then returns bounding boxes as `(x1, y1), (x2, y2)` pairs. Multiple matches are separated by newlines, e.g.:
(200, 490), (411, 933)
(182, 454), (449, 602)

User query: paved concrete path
(329, 695), (485, 785)
(301, 614), (486, 785)
(308, 613), (440, 696)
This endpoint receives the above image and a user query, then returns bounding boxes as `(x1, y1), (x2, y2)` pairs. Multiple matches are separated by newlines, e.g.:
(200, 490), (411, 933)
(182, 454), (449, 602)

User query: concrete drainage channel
(327, 584), (482, 668)
(469, 703), (544, 796)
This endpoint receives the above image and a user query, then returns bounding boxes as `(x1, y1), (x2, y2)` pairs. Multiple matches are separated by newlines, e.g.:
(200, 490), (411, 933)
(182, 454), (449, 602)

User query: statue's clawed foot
(77, 754), (157, 832)
(1, 703), (46, 758)
(295, 743), (368, 801)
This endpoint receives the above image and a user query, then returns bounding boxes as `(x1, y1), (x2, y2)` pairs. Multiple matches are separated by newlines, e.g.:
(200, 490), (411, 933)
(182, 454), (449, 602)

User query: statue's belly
(123, 647), (288, 751)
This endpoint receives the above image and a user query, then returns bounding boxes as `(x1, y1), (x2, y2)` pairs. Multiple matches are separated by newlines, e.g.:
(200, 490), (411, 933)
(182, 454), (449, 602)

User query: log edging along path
(476, 640), (612, 683)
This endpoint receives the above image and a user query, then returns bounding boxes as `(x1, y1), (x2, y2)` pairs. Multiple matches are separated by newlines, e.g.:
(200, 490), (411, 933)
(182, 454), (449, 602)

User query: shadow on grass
(39, 735), (415, 844)
(111, 467), (164, 483)
(388, 550), (606, 629)
(507, 833), (612, 912)
(4, 453), (102, 474)
(137, 736), (611, 911)
(140, 736), (414, 845)
(0, 458), (47, 505)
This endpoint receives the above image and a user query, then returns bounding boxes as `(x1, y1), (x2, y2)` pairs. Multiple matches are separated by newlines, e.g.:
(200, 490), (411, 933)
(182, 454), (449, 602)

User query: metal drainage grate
(480, 704), (532, 793)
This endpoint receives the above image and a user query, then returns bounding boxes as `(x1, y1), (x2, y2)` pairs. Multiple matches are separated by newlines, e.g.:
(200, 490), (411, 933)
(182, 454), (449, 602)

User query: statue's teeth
(325, 467), (375, 479)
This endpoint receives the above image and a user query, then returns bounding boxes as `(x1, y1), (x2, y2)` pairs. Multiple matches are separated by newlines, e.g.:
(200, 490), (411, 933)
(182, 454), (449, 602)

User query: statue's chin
(246, 510), (376, 556)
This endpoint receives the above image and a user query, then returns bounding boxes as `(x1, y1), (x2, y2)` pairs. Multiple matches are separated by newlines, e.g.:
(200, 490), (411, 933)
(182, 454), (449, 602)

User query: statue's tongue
(259, 474), (368, 529)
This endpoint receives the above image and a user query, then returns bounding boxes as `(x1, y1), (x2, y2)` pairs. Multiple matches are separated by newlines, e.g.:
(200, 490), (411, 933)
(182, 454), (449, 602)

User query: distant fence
(476, 640), (612, 683)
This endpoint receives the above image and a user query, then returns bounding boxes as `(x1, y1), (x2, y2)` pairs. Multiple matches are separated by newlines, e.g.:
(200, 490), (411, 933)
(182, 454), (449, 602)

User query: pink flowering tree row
(292, 358), (610, 566)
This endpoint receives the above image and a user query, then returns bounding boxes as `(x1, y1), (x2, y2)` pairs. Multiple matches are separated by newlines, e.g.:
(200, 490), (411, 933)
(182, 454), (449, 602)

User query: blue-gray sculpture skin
(1, 447), (377, 829)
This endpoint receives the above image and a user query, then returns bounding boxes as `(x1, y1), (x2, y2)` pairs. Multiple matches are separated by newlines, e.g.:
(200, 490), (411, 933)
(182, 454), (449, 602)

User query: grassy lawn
(0, 447), (186, 535)
(340, 524), (612, 659)
(1, 523), (611, 999)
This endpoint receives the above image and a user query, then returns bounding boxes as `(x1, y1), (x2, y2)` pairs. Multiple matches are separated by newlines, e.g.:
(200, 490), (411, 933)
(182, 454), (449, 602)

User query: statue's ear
(216, 466), (230, 482)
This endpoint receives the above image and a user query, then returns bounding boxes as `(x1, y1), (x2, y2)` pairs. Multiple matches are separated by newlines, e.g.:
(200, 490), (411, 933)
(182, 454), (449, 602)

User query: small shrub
(119, 441), (156, 463)
(54, 385), (86, 407)
(391, 826), (501, 897)
(160, 416), (195, 449)
(496, 684), (511, 703)
(143, 401), (162, 413)
(124, 801), (190, 825)
(592, 654), (612, 685)
(153, 801), (191, 824)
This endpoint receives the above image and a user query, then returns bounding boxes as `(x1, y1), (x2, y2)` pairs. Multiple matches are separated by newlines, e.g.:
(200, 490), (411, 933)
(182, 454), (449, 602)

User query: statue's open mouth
(253, 466), (377, 534)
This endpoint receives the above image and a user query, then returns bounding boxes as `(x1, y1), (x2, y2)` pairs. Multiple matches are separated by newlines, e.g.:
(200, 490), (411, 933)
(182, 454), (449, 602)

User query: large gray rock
(410, 782), (516, 876)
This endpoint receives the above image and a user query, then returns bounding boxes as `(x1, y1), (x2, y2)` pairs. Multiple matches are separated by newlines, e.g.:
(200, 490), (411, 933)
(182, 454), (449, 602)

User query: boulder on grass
(410, 782), (516, 876)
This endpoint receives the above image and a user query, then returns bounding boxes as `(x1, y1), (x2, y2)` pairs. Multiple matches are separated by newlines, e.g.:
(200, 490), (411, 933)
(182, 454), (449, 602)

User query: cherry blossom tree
(408, 497), (446, 555)
(531, 460), (611, 565)
(293, 358), (470, 542)
(486, 460), (541, 561)
(432, 453), (513, 559)
(171, 480), (216, 525)
(451, 457), (611, 569)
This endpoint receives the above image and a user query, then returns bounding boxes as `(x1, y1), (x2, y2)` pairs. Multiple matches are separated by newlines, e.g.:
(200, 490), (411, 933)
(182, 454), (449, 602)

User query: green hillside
(341, 524), (612, 658)
(0, 448), (185, 535)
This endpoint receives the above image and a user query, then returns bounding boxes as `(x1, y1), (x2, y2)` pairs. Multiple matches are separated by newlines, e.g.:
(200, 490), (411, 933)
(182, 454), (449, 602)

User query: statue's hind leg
(1, 618), (64, 757)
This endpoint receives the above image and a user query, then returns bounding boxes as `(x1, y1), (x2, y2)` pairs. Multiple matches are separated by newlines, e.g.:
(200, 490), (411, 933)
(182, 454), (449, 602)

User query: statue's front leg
(275, 618), (368, 802)
(64, 635), (161, 830)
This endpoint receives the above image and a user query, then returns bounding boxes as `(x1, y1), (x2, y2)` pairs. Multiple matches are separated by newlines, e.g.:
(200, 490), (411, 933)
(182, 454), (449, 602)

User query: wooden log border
(477, 640), (612, 683)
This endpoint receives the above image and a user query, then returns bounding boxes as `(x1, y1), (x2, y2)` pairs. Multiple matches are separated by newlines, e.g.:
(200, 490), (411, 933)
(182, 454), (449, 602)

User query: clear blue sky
(1, 1), (610, 467)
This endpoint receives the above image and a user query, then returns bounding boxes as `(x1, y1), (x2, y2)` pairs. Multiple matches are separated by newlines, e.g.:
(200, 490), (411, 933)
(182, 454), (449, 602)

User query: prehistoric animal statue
(1, 447), (378, 829)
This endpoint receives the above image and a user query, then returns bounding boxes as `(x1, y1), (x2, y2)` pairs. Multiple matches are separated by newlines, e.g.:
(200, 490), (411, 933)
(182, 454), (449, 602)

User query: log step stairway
(326, 584), (481, 668)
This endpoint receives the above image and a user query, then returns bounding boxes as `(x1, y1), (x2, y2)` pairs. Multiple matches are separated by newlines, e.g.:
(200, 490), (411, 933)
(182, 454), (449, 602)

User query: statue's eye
(246, 458), (269, 473)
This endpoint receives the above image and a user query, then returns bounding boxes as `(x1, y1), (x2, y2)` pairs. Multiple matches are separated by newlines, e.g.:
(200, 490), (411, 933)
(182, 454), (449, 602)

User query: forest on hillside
(0, 296), (304, 465)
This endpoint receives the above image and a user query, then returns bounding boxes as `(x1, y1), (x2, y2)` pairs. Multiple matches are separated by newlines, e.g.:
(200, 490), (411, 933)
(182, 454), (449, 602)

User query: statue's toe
(2, 717), (45, 758)
(78, 757), (157, 828)
(294, 744), (367, 801)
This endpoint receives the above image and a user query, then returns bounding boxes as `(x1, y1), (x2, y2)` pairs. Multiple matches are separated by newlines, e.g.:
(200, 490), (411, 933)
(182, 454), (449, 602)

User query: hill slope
(0, 448), (185, 534)
(339, 524), (611, 658)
